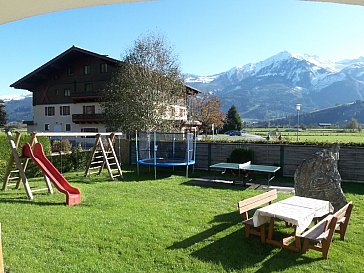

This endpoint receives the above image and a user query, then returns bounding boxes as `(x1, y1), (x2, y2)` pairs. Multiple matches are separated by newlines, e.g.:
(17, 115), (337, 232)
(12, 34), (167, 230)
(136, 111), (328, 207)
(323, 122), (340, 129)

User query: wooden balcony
(72, 114), (104, 124)
(72, 95), (102, 103)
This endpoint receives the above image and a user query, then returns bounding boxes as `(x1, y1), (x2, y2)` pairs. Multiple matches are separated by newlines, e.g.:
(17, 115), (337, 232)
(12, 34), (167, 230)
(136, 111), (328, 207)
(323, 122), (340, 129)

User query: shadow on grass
(129, 165), (194, 181)
(65, 166), (180, 183)
(182, 179), (248, 191)
(342, 182), (364, 195)
(254, 250), (320, 273)
(0, 198), (65, 206)
(0, 188), (70, 206)
(168, 211), (319, 271)
(168, 211), (240, 250)
(190, 228), (319, 272)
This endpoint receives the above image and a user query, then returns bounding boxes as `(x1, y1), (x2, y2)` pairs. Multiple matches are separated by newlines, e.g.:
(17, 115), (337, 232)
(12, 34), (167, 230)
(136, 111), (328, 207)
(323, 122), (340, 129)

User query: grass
(0, 166), (363, 272)
(248, 128), (364, 144)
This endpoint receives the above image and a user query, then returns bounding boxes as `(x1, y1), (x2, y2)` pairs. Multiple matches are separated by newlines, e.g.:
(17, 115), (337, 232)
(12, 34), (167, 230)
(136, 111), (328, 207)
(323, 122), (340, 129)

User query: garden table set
(253, 196), (334, 252)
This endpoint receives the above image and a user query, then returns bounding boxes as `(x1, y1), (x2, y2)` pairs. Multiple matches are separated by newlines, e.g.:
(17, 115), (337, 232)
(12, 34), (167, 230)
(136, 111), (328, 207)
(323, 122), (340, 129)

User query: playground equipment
(3, 131), (53, 200)
(3, 131), (123, 205)
(22, 142), (81, 206)
(85, 133), (123, 180)
(135, 132), (196, 179)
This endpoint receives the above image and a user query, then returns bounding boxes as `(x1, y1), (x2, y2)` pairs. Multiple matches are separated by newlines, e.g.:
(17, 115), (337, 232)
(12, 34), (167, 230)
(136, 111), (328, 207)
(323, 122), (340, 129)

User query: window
(67, 66), (74, 76)
(81, 127), (98, 133)
(81, 127), (98, 138)
(83, 65), (91, 75)
(83, 105), (95, 114)
(100, 63), (108, 73)
(171, 108), (175, 118)
(60, 106), (70, 116)
(44, 124), (50, 131)
(45, 106), (55, 116)
(84, 83), (93, 92)
(65, 124), (71, 132)
(64, 89), (71, 97)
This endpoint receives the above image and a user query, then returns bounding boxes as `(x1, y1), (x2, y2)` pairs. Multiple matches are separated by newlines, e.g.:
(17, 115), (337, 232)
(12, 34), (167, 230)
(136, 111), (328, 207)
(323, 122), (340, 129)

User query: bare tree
(189, 92), (224, 134)
(102, 33), (185, 133)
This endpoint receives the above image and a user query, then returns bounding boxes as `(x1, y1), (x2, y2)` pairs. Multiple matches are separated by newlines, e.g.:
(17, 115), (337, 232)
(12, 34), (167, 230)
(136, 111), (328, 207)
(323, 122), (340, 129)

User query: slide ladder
(85, 133), (123, 180)
(2, 131), (53, 199)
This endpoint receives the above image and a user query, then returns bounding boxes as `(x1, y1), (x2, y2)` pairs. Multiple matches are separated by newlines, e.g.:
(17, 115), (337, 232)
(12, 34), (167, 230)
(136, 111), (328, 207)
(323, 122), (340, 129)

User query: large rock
(294, 145), (347, 211)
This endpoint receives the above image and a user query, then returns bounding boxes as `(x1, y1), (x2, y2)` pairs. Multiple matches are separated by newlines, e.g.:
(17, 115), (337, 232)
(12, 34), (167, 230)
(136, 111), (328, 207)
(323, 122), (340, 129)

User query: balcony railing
(72, 114), (104, 124)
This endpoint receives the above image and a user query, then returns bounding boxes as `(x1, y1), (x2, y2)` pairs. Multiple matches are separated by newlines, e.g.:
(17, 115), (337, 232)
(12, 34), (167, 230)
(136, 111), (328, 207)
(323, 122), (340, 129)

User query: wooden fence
(123, 141), (364, 182)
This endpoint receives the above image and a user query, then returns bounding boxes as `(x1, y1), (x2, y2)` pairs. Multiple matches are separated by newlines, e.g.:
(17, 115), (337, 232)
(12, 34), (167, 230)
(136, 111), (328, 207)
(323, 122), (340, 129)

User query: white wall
(29, 102), (106, 133)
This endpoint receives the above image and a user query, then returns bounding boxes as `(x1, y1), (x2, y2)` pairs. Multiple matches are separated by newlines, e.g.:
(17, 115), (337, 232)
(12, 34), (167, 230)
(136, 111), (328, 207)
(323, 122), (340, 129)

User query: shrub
(51, 139), (72, 153)
(51, 147), (91, 173)
(0, 132), (51, 178)
(229, 147), (254, 163)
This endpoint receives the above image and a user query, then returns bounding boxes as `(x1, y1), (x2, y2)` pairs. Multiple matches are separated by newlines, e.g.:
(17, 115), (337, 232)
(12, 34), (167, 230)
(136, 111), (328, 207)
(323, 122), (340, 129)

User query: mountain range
(3, 51), (364, 125)
(185, 51), (364, 121)
(269, 100), (364, 127)
(3, 94), (32, 123)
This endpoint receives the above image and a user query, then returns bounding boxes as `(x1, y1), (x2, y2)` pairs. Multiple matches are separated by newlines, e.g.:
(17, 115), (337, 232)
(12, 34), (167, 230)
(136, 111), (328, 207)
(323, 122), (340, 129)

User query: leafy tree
(102, 33), (185, 133)
(223, 105), (242, 132)
(0, 100), (7, 126)
(189, 92), (224, 134)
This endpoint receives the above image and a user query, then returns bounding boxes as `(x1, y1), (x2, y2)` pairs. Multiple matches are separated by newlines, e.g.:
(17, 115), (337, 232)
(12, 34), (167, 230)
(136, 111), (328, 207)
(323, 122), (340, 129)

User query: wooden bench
(300, 214), (338, 259)
(237, 189), (277, 243)
(299, 201), (353, 259)
(333, 201), (353, 240)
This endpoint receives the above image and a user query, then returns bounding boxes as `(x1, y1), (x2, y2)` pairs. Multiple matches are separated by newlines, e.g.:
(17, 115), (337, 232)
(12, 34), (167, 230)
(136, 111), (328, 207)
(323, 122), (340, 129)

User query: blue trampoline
(136, 132), (196, 178)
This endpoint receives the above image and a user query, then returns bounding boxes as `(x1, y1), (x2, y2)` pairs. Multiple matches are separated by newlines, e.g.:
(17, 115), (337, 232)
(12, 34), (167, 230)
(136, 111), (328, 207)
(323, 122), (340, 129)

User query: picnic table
(253, 196), (334, 252)
(209, 161), (280, 185)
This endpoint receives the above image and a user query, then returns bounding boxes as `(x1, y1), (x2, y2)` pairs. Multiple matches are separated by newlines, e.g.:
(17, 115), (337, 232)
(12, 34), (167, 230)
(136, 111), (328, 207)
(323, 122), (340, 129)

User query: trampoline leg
(154, 165), (157, 180)
(186, 165), (189, 178)
(137, 164), (140, 177)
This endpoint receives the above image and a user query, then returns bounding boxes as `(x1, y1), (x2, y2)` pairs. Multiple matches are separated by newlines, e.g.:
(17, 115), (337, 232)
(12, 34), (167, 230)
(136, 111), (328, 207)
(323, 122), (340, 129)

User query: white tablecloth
(253, 196), (334, 234)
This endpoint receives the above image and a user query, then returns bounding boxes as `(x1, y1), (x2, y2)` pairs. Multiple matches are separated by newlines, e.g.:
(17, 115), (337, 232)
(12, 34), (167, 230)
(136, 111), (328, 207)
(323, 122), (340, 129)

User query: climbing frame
(85, 133), (123, 180)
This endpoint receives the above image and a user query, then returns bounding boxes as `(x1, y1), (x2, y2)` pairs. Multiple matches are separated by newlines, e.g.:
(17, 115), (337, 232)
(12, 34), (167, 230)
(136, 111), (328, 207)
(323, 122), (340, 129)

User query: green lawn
(0, 167), (363, 273)
(249, 128), (364, 144)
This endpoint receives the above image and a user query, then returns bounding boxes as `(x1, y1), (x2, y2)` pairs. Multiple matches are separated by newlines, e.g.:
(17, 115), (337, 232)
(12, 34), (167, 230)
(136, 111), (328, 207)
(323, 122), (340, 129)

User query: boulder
(294, 145), (347, 212)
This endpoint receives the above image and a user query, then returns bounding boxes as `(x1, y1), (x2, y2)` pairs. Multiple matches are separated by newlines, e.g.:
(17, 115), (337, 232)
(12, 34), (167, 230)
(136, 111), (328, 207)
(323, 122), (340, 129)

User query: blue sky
(1, 0), (364, 97)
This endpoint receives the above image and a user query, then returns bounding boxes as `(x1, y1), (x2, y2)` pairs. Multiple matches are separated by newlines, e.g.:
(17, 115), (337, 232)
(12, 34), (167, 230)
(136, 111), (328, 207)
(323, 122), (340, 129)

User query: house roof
(10, 45), (121, 90)
(185, 85), (201, 95)
(11, 46), (200, 95)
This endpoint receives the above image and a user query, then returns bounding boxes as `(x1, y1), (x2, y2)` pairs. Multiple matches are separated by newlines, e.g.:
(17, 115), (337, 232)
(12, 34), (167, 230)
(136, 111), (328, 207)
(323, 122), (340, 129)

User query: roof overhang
(10, 46), (121, 90)
(307, 0), (364, 5)
(1, 1), (363, 25)
(0, 0), (148, 25)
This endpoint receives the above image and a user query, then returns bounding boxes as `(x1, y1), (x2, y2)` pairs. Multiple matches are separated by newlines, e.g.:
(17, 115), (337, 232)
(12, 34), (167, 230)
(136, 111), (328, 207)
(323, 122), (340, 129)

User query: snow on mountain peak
(184, 51), (364, 88)
(0, 92), (32, 102)
(294, 53), (338, 72)
(258, 51), (337, 72)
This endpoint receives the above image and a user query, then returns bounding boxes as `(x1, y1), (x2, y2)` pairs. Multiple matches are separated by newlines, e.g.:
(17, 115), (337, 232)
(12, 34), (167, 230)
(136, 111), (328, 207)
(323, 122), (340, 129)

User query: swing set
(2, 131), (123, 205)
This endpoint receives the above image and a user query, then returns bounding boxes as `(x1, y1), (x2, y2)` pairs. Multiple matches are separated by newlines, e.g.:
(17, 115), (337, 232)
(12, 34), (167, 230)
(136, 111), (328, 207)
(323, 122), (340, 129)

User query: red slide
(22, 143), (81, 206)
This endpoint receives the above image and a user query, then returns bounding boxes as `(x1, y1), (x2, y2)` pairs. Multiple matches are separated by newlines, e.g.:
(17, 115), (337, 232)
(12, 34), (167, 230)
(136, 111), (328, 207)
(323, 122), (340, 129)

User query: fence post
(280, 145), (285, 174)
(129, 138), (132, 165)
(208, 143), (212, 171)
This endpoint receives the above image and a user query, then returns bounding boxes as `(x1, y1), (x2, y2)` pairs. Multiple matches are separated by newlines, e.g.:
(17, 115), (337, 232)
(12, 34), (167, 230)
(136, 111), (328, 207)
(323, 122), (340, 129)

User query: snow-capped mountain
(0, 92), (32, 102)
(2, 93), (33, 122)
(185, 51), (364, 120)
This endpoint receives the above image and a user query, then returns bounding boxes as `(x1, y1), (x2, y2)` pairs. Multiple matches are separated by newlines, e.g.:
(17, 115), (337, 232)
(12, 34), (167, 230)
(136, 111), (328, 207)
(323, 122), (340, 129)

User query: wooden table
(253, 196), (334, 252)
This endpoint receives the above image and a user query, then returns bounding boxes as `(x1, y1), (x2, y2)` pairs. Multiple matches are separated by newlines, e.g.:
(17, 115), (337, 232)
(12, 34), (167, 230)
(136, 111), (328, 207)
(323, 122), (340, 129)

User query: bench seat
(237, 189), (277, 242)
